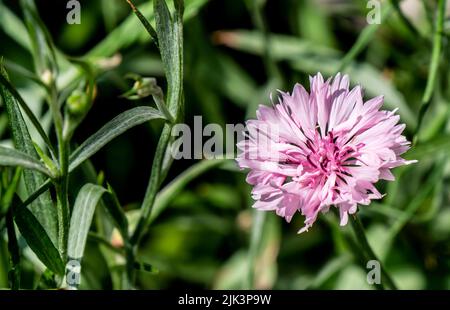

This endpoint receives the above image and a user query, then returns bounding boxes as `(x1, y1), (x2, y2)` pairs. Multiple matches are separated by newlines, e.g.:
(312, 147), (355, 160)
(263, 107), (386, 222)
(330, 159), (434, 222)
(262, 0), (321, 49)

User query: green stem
(56, 144), (70, 261)
(125, 0), (159, 46)
(337, 2), (392, 73)
(48, 82), (70, 260)
(124, 244), (136, 289)
(246, 0), (281, 82)
(350, 214), (398, 290)
(49, 83), (64, 146)
(391, 0), (424, 40)
(413, 0), (446, 144)
(247, 210), (266, 289)
(55, 180), (69, 260)
(130, 123), (173, 246)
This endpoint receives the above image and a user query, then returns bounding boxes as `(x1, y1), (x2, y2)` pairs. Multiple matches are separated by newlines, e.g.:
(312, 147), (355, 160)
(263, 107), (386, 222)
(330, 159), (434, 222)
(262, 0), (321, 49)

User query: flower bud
(67, 89), (89, 115)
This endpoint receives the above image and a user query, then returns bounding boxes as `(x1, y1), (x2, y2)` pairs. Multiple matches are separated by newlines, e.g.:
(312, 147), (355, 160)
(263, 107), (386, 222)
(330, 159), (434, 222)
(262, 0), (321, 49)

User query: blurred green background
(0, 0), (450, 289)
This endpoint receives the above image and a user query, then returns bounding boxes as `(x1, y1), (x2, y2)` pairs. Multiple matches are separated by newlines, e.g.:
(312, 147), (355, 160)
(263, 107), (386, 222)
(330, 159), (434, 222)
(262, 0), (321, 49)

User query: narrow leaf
(68, 184), (107, 260)
(0, 2), (31, 50)
(0, 67), (56, 158)
(154, 0), (183, 115)
(0, 146), (52, 177)
(126, 0), (158, 45)
(87, 0), (208, 59)
(20, 0), (58, 77)
(132, 0), (185, 243)
(413, 0), (446, 142)
(13, 204), (64, 275)
(155, 0), (174, 85)
(404, 134), (450, 160)
(69, 106), (165, 171)
(0, 167), (22, 216)
(0, 65), (57, 245)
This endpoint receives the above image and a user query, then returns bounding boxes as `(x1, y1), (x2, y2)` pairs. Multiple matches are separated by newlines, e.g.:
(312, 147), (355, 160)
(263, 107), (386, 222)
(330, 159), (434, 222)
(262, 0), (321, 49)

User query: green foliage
(13, 204), (64, 275)
(0, 0), (449, 290)
(0, 64), (57, 246)
(68, 184), (108, 261)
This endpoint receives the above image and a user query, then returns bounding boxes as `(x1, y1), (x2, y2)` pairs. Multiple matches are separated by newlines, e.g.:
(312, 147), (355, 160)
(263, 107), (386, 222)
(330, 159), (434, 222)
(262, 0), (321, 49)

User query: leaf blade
(13, 204), (64, 275)
(68, 184), (107, 260)
(0, 64), (57, 245)
(69, 106), (165, 172)
(0, 146), (52, 177)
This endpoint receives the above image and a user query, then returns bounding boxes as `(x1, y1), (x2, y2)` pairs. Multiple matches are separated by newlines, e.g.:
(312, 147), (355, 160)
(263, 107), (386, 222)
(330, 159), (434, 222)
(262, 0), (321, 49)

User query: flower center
(303, 132), (362, 176)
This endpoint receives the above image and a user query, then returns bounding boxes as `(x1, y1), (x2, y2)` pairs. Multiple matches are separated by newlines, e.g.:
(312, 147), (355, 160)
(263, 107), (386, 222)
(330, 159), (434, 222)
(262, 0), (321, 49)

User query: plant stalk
(130, 123), (173, 246)
(413, 0), (446, 143)
(48, 83), (70, 260)
(350, 214), (398, 290)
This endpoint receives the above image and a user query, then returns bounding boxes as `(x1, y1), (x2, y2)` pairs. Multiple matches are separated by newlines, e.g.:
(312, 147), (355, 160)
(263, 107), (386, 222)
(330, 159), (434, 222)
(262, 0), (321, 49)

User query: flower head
(237, 73), (415, 233)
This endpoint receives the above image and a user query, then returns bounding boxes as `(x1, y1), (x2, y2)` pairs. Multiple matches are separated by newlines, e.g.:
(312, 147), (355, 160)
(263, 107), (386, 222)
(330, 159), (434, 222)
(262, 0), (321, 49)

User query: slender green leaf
(131, 0), (185, 245)
(337, 2), (393, 72)
(3, 59), (49, 89)
(126, 0), (158, 45)
(69, 106), (165, 171)
(0, 71), (56, 158)
(0, 2), (31, 50)
(17, 179), (52, 211)
(0, 65), (57, 245)
(154, 0), (184, 116)
(414, 0), (446, 142)
(132, 124), (173, 244)
(384, 159), (446, 256)
(68, 184), (107, 261)
(87, 0), (208, 59)
(404, 134), (450, 160)
(155, 0), (174, 81)
(305, 254), (352, 289)
(0, 146), (52, 177)
(20, 0), (58, 77)
(0, 168), (22, 216)
(247, 210), (266, 289)
(13, 204), (64, 275)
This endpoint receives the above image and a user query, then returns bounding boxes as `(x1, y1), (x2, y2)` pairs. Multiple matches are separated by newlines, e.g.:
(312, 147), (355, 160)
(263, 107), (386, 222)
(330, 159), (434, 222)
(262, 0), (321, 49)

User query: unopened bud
(67, 89), (89, 115)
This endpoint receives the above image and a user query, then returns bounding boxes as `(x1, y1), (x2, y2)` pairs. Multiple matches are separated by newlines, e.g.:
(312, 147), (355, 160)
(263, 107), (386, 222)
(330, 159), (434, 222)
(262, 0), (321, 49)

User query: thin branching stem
(337, 2), (393, 73)
(413, 0), (446, 144)
(350, 214), (398, 290)
(48, 82), (69, 259)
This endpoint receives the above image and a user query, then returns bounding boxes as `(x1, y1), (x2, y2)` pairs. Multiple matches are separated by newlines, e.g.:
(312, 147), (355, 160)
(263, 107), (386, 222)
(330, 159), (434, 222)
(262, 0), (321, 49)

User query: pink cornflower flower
(237, 73), (416, 233)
